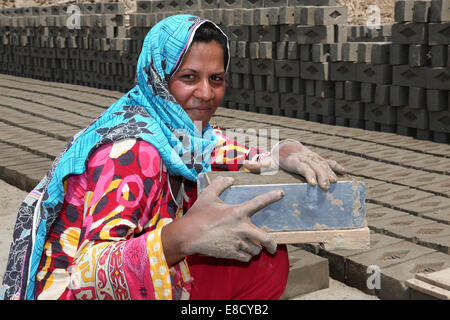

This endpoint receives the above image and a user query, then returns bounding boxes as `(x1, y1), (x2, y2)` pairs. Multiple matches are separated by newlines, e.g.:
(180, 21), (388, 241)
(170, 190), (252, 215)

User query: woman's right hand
(162, 176), (284, 265)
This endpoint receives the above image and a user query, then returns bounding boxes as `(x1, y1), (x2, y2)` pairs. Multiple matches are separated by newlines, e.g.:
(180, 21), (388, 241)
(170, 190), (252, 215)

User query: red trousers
(186, 245), (289, 300)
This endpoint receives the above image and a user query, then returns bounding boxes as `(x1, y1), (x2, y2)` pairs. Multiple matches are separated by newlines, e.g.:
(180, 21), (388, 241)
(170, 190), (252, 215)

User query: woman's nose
(194, 79), (214, 101)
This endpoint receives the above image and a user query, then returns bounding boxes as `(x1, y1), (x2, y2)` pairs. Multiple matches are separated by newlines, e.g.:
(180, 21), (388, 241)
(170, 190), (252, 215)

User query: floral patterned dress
(34, 129), (289, 300)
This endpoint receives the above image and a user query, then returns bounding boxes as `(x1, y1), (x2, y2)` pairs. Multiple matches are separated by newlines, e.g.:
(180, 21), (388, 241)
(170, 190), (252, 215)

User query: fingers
(238, 239), (262, 257)
(241, 160), (263, 173)
(292, 161), (317, 186)
(206, 176), (234, 197)
(241, 225), (277, 255)
(238, 189), (284, 217)
(305, 160), (333, 191)
(326, 159), (346, 175)
(242, 157), (274, 174)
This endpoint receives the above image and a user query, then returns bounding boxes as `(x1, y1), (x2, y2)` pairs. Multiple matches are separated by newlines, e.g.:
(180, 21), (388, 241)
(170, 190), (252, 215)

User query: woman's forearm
(161, 217), (192, 267)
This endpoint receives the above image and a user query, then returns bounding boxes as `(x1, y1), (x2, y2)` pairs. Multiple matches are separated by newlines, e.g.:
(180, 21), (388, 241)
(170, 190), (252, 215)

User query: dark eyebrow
(178, 69), (226, 75)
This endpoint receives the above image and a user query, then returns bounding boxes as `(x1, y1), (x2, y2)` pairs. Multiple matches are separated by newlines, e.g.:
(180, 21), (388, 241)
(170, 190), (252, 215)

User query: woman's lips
(187, 107), (212, 114)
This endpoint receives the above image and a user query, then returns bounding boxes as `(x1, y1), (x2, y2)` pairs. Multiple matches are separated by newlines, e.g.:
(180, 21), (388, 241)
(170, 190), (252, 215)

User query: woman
(1, 15), (345, 300)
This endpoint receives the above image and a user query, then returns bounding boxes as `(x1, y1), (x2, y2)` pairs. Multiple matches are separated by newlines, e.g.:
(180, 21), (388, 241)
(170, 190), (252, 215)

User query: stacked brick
(0, 0), (449, 143)
(391, 0), (450, 142)
(223, 0), (348, 123)
(0, 3), (132, 91)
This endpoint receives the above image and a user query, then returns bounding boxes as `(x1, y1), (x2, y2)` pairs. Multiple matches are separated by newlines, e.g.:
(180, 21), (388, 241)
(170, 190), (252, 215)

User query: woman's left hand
(242, 140), (346, 191)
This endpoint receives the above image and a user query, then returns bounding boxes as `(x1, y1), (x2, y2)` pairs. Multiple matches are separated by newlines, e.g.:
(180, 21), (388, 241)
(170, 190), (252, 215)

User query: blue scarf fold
(0, 14), (229, 300)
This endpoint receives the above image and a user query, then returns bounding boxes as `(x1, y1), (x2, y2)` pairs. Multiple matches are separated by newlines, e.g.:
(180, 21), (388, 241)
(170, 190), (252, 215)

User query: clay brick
(341, 42), (358, 62)
(311, 43), (330, 62)
(397, 172), (449, 189)
(314, 6), (347, 26)
(301, 62), (329, 80)
(232, 88), (255, 105)
(370, 42), (390, 65)
(298, 44), (311, 61)
(292, 0), (337, 5)
(316, 232), (403, 283)
(390, 44), (409, 65)
(334, 81), (345, 99)
(430, 0), (450, 22)
(280, 93), (305, 112)
(253, 7), (279, 25)
(395, 0), (415, 23)
(306, 96), (334, 116)
(236, 41), (249, 58)
(366, 207), (410, 222)
(279, 6), (296, 25)
(426, 89), (448, 111)
(428, 23), (450, 45)
(219, 0), (242, 8)
(380, 252), (450, 300)
(330, 43), (342, 61)
(356, 63), (392, 84)
(294, 6), (315, 25)
(230, 58), (251, 74)
(280, 24), (298, 42)
(335, 100), (364, 120)
(393, 65), (427, 87)
(361, 82), (376, 103)
(297, 25), (334, 44)
(264, 0), (287, 7)
(280, 247), (329, 299)
(398, 107), (429, 129)
(345, 241), (436, 295)
(251, 25), (279, 42)
(275, 60), (300, 77)
(356, 42), (372, 63)
(397, 222), (450, 251)
(375, 84), (390, 105)
(259, 41), (274, 59)
(255, 91), (279, 108)
(241, 0), (262, 7)
(226, 26), (250, 41)
(413, 0), (432, 23)
(392, 22), (428, 44)
(251, 59), (275, 76)
(426, 67), (450, 90)
(421, 204), (450, 223)
(389, 85), (409, 106)
(278, 77), (293, 93)
(430, 45), (449, 67)
(376, 187), (434, 207)
(367, 182), (410, 200)
(400, 196), (450, 215)
(344, 80), (361, 100)
(408, 86), (427, 109)
(409, 44), (430, 67)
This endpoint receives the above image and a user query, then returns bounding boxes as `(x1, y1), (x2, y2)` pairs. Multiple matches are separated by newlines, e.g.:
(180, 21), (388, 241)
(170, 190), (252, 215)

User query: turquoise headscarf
(0, 14), (229, 300)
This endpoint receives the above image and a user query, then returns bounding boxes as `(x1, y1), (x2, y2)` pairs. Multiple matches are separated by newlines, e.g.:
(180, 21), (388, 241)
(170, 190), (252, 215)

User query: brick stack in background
(0, 3), (130, 91)
(391, 0), (450, 143)
(0, 0), (449, 143)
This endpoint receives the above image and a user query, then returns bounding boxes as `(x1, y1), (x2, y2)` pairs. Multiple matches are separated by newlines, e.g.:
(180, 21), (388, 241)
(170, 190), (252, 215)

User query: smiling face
(168, 40), (226, 130)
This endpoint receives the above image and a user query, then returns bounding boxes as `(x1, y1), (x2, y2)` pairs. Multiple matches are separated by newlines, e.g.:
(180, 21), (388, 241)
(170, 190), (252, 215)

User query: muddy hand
(242, 140), (346, 191)
(181, 176), (284, 262)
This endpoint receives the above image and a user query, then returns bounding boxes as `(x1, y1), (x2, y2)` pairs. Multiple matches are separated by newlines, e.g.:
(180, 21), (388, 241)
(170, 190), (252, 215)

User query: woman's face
(168, 40), (226, 130)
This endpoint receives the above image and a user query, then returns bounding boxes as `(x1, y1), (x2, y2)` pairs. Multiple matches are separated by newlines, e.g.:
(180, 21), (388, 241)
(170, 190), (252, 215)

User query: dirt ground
(3, 0), (396, 24)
